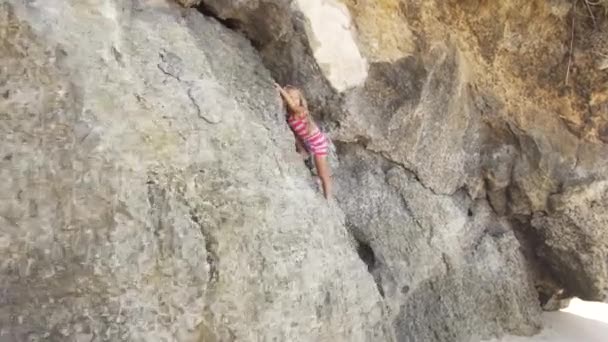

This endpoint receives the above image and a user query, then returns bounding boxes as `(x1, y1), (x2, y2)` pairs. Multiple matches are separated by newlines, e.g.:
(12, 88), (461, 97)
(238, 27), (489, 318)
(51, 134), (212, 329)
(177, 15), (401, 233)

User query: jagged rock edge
(179, 0), (607, 326)
(184, 0), (564, 310)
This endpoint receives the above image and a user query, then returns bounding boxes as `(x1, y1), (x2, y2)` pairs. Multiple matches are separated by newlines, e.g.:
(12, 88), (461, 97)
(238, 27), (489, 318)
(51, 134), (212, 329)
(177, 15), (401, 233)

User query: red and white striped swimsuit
(287, 113), (329, 156)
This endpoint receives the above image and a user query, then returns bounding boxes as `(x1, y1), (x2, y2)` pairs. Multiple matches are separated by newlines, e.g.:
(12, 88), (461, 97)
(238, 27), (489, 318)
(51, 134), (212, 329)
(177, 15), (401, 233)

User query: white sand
(487, 298), (608, 342)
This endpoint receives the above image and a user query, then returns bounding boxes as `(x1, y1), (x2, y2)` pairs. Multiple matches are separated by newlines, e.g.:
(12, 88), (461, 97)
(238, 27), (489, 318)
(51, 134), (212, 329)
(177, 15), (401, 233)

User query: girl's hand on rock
(274, 82), (286, 100)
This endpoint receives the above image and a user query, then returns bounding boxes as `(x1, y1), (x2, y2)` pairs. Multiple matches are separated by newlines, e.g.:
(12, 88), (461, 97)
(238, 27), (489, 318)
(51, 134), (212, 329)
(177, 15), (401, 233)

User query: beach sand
(487, 299), (608, 342)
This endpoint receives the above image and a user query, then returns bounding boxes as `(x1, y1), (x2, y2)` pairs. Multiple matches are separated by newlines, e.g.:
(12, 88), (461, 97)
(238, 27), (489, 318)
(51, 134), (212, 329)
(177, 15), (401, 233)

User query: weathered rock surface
(3, 0), (608, 341)
(334, 144), (541, 340)
(531, 180), (608, 300)
(0, 1), (388, 341)
(181, 0), (608, 340)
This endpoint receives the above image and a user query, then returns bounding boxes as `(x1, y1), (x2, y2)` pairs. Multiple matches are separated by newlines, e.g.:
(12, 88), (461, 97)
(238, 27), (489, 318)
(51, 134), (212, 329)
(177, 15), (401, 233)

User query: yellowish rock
(341, 0), (415, 62)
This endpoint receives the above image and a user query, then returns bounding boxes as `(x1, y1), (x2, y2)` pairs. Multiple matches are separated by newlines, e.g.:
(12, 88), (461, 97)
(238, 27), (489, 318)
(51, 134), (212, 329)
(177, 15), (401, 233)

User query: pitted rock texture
(0, 1), (388, 341)
(531, 180), (608, 300)
(333, 144), (541, 341)
(3, 0), (608, 341)
(186, 0), (608, 340)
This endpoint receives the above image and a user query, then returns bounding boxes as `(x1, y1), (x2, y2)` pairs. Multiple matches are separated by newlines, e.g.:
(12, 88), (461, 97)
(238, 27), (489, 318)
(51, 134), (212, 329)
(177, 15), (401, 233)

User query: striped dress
(287, 113), (329, 157)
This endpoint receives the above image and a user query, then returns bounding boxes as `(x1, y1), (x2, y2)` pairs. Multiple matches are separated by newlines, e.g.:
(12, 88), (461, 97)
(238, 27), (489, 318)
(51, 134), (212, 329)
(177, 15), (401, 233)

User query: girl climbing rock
(275, 83), (332, 200)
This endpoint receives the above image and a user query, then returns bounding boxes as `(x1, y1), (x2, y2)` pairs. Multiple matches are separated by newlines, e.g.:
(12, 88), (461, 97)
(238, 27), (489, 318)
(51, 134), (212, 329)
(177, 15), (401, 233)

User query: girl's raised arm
(275, 83), (305, 114)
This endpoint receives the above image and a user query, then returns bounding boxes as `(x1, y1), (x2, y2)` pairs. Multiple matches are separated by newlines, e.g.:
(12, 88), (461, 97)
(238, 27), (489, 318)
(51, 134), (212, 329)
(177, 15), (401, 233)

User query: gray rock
(333, 144), (541, 340)
(175, 0), (201, 7)
(184, 0), (608, 340)
(3, 0), (608, 341)
(338, 45), (480, 195)
(0, 1), (388, 341)
(531, 181), (608, 301)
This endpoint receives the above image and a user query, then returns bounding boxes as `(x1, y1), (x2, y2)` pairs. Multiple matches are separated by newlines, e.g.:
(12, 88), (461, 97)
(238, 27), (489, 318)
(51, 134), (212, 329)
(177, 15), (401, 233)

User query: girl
(275, 83), (332, 200)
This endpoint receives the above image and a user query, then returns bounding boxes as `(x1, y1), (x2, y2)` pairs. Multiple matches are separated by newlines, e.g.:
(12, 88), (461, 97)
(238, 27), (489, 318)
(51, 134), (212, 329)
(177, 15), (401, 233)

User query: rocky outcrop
(2, 0), (608, 341)
(178, 0), (608, 339)
(0, 1), (388, 341)
(404, 0), (608, 303)
(531, 180), (608, 300)
(334, 144), (541, 340)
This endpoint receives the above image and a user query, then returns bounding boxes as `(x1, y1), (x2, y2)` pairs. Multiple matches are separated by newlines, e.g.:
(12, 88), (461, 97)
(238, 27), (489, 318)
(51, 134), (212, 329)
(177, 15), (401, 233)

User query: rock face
(532, 181), (608, 300)
(2, 0), (608, 342)
(0, 1), (388, 341)
(334, 145), (541, 341)
(178, 0), (608, 339)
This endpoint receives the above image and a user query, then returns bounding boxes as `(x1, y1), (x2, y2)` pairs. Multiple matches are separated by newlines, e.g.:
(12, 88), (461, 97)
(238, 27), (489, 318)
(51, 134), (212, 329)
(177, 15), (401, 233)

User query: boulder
(2, 0), (608, 341)
(0, 1), (388, 341)
(189, 0), (608, 338)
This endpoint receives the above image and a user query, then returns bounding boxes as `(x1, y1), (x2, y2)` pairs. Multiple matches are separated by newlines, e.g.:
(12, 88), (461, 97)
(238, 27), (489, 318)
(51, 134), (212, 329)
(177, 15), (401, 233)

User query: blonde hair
(285, 86), (316, 135)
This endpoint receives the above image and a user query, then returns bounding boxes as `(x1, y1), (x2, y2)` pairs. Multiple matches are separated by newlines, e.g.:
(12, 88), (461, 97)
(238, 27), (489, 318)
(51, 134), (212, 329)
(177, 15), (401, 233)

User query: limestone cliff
(0, 1), (387, 341)
(184, 0), (608, 338)
(1, 0), (607, 341)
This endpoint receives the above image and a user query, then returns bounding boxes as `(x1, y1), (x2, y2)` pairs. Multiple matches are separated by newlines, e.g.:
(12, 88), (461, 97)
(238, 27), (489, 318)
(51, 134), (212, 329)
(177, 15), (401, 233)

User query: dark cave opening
(353, 235), (385, 297)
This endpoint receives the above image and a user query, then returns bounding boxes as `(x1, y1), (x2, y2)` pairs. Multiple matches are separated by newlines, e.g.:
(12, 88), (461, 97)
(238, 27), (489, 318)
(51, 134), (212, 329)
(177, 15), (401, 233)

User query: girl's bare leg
(314, 154), (332, 200)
